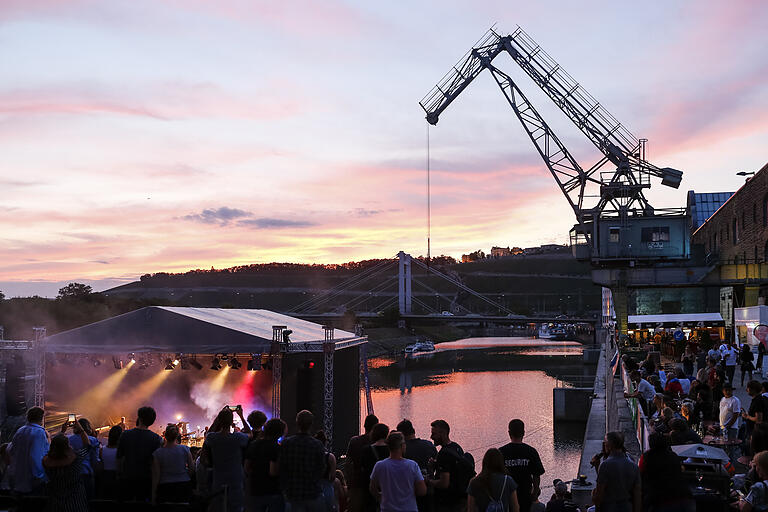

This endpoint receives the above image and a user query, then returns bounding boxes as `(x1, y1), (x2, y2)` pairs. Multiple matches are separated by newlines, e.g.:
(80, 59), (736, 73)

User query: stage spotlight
(129, 353), (136, 364)
(247, 354), (262, 371)
(189, 358), (203, 370)
(210, 356), (222, 371)
(164, 358), (177, 370)
(112, 356), (123, 370)
(228, 356), (242, 370)
(303, 360), (315, 369)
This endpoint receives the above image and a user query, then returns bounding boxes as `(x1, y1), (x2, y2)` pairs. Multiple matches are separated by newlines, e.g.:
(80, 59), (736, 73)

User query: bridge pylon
(398, 251), (412, 314)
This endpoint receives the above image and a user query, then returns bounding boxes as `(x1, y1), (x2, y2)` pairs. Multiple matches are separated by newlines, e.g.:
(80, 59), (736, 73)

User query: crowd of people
(618, 338), (768, 510)
(0, 403), (582, 512)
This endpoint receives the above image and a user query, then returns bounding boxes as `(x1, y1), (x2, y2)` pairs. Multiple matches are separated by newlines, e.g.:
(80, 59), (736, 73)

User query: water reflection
(365, 336), (593, 500)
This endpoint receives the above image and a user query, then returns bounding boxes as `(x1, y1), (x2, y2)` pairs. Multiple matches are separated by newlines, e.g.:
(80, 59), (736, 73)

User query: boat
(550, 324), (568, 340)
(403, 340), (436, 354)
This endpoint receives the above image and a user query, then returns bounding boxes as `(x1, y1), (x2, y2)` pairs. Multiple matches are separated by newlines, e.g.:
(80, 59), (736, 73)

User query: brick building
(490, 246), (511, 258)
(692, 161), (768, 264)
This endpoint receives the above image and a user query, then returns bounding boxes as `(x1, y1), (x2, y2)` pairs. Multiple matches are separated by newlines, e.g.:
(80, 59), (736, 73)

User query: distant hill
(104, 252), (600, 316)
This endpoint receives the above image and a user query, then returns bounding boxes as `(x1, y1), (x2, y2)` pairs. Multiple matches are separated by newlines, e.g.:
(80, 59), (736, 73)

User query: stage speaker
(296, 366), (315, 414)
(4, 354), (27, 417)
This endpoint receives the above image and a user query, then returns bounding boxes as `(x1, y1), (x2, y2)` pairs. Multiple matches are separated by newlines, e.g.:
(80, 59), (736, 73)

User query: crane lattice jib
(420, 27), (682, 219)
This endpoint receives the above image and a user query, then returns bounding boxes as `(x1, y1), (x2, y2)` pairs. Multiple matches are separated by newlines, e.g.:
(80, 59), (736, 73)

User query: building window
(733, 218), (739, 244)
(641, 226), (670, 242)
(609, 227), (620, 243)
(764, 194), (768, 227)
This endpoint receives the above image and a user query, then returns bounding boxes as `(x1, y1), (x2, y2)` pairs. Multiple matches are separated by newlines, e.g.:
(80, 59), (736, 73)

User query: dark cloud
(237, 218), (315, 229)
(351, 208), (402, 217)
(182, 207), (252, 225)
(182, 207), (314, 229)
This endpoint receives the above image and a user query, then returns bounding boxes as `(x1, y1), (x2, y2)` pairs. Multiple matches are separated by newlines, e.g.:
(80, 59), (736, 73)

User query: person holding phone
(63, 416), (101, 500)
(202, 406), (250, 512)
(43, 423), (90, 512)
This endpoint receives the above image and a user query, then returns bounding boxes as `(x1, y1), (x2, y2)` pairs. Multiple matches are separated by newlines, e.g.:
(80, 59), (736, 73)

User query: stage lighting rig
(112, 356), (123, 370)
(164, 358), (178, 370)
(129, 353), (136, 364)
(228, 356), (242, 370)
(189, 357), (203, 370)
(247, 354), (262, 371)
(210, 356), (222, 371)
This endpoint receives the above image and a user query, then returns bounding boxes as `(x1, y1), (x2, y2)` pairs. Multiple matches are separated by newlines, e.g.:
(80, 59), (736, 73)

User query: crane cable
(426, 123), (431, 265)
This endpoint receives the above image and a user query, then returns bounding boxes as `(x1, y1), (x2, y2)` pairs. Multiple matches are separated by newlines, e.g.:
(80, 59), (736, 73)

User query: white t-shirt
(721, 345), (737, 366)
(719, 395), (741, 429)
(370, 457), (423, 512)
(636, 379), (657, 402)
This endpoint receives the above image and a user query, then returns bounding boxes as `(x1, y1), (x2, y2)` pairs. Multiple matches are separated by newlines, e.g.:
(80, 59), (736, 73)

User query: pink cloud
(167, 0), (374, 37)
(0, 81), (302, 121)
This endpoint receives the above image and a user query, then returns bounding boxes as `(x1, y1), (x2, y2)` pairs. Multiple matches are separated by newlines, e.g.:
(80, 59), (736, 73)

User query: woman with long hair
(43, 431), (89, 512)
(96, 424), (122, 499)
(467, 448), (519, 512)
(152, 425), (194, 504)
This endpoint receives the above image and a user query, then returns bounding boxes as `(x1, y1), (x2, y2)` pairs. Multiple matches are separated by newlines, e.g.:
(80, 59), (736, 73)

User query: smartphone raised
(228, 405), (238, 412)
(68, 413), (76, 423)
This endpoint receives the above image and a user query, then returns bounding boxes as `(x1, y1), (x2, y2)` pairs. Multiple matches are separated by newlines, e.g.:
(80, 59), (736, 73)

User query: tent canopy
(628, 313), (724, 328)
(44, 306), (362, 354)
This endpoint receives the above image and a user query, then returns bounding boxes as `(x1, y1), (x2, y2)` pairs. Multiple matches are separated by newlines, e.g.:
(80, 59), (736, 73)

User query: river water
(364, 336), (593, 500)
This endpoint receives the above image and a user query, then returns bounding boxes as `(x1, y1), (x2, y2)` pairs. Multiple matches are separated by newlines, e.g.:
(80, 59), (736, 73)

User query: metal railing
(621, 362), (650, 452)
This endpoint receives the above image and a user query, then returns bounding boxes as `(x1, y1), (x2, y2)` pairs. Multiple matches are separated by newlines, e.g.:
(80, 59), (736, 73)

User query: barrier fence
(621, 362), (650, 452)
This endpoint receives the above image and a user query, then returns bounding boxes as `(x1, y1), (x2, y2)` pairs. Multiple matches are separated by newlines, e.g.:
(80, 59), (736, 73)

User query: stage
(1, 307), (367, 453)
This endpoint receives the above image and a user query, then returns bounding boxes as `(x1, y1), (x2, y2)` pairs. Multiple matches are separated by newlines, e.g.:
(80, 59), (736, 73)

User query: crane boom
(419, 27), (683, 219)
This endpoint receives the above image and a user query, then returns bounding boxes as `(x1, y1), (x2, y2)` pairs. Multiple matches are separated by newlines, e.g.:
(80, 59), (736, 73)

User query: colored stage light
(229, 357), (242, 370)
(304, 360), (315, 369)
(129, 353), (136, 364)
(247, 354), (262, 371)
(210, 356), (222, 371)
(164, 358), (177, 370)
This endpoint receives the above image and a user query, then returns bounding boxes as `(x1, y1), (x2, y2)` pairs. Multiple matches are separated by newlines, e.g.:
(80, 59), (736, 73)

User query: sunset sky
(1, 1), (767, 297)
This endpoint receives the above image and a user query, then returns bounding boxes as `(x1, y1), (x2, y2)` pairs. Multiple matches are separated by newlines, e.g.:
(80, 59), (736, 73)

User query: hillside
(103, 252), (600, 316)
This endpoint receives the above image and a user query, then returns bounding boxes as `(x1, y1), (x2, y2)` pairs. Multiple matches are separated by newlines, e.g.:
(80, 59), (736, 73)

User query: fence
(621, 362), (650, 452)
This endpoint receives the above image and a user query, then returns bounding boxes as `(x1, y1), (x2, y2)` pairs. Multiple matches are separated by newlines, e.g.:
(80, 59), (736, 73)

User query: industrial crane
(420, 28), (686, 263)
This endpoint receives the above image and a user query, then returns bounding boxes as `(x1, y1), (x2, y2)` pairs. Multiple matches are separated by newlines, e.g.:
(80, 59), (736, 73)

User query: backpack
(485, 476), (507, 512)
(442, 445), (476, 495)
